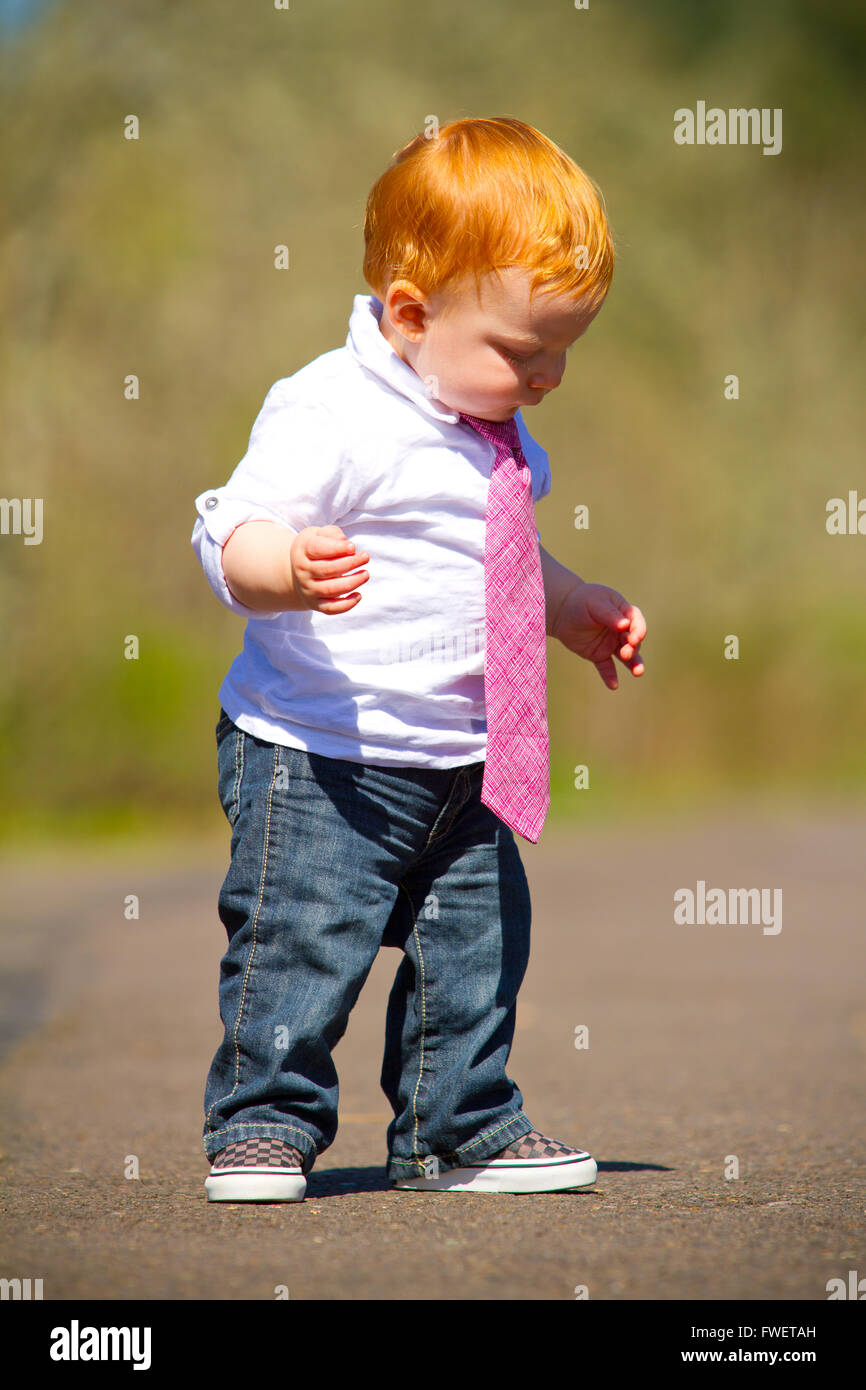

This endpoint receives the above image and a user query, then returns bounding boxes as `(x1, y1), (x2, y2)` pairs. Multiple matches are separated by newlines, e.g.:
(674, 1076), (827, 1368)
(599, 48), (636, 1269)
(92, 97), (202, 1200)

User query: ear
(382, 279), (429, 342)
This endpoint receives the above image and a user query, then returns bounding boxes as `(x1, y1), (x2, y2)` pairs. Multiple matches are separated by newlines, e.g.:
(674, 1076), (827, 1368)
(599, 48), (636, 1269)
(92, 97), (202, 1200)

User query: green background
(1, 0), (864, 849)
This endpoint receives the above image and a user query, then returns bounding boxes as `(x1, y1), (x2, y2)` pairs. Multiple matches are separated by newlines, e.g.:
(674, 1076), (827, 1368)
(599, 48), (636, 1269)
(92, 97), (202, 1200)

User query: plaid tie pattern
(460, 412), (550, 843)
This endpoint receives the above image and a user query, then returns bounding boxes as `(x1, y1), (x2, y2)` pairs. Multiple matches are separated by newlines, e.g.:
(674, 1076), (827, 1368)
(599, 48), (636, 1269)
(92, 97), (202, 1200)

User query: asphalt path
(0, 806), (864, 1301)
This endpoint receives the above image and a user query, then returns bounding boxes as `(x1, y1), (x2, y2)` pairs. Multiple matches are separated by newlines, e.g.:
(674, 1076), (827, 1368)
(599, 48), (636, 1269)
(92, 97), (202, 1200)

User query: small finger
(318, 593), (363, 614)
(615, 608), (647, 646)
(307, 532), (355, 557)
(309, 552), (369, 579)
(596, 657), (618, 689)
(313, 570), (370, 598)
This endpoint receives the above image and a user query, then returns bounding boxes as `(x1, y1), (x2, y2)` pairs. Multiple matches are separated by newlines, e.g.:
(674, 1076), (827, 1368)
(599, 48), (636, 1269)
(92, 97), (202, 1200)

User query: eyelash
(500, 346), (572, 365)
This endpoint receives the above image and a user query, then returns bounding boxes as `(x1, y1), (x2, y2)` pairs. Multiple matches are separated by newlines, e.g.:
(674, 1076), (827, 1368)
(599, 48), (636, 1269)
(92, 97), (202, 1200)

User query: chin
(462, 402), (518, 421)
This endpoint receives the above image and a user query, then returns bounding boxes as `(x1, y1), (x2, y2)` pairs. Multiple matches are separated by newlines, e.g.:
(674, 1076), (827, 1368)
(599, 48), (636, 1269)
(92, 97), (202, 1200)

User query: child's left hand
(552, 581), (646, 690)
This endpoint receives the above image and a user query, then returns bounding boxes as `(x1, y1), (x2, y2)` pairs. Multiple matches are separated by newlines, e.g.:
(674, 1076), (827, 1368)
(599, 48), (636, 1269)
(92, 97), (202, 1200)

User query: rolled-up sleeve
(191, 493), (291, 619)
(190, 381), (352, 620)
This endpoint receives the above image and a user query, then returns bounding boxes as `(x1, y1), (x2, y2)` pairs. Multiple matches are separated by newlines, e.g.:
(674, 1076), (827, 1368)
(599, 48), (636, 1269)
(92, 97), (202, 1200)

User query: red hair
(363, 116), (615, 313)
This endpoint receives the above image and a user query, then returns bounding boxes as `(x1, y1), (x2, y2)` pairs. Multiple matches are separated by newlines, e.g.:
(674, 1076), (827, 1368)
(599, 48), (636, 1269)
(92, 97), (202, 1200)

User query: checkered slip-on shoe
(205, 1136), (307, 1202)
(392, 1129), (597, 1193)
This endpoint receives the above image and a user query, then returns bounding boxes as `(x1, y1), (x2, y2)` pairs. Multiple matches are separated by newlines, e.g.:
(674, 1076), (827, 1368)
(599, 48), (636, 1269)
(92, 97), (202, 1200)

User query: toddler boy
(191, 116), (645, 1201)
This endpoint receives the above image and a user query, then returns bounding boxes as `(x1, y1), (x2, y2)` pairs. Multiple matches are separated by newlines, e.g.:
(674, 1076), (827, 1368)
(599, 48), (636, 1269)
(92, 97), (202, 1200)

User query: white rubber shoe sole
(205, 1164), (306, 1202)
(393, 1150), (597, 1194)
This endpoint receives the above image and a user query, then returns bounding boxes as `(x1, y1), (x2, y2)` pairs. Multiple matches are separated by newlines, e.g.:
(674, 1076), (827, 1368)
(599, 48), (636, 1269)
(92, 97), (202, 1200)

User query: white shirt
(190, 293), (551, 767)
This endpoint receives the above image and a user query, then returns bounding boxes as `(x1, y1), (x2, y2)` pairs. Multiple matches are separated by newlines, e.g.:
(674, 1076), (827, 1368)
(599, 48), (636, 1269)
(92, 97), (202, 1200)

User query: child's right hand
(289, 525), (370, 614)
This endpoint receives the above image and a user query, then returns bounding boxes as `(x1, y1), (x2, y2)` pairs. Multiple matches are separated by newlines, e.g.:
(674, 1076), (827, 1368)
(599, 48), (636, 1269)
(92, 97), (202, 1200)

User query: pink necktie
(459, 412), (550, 843)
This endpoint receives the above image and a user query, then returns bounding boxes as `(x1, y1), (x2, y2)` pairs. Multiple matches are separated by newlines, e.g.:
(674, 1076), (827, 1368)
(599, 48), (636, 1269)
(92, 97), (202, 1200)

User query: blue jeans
(202, 708), (535, 1182)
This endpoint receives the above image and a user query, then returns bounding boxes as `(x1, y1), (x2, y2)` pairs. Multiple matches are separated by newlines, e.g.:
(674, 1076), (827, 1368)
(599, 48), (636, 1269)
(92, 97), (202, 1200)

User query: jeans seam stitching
(205, 740), (279, 1131)
(231, 725), (244, 822)
(402, 882), (428, 1164)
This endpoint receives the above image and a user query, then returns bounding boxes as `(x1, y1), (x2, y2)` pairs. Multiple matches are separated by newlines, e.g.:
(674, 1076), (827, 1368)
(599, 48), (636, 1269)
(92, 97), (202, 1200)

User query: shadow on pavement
(307, 1158), (674, 1196)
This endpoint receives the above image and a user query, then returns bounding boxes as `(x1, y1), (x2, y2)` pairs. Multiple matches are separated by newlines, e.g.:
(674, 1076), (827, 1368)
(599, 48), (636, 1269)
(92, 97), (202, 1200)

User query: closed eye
(499, 344), (573, 365)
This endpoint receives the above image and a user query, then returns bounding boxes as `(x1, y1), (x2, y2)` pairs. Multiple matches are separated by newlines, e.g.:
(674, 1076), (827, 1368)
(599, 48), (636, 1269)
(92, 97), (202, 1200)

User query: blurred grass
(1, 0), (864, 850)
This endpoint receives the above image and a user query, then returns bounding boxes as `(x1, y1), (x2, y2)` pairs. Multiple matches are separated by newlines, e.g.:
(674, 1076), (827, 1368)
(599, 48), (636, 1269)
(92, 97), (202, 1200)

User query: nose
(528, 352), (566, 392)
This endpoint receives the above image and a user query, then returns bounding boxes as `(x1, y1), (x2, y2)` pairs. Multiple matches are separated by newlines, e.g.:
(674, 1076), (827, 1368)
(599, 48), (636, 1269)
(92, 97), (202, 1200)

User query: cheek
(491, 357), (519, 386)
(426, 340), (513, 398)
(466, 348), (512, 384)
(431, 344), (475, 389)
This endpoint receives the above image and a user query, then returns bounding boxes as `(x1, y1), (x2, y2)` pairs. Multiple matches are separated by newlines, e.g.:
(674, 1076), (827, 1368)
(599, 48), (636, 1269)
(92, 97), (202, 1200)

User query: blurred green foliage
(1, 0), (864, 847)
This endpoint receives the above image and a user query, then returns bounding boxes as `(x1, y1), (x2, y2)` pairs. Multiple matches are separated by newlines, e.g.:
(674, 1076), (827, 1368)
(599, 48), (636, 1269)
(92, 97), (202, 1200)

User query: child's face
(378, 266), (599, 421)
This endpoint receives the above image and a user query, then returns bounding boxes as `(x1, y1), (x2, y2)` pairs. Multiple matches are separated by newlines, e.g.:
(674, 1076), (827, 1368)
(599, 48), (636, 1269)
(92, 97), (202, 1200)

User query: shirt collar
(345, 294), (461, 425)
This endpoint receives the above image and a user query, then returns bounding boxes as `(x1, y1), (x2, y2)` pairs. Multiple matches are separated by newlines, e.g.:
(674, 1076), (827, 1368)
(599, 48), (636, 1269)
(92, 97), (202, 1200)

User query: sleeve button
(205, 496), (219, 509)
